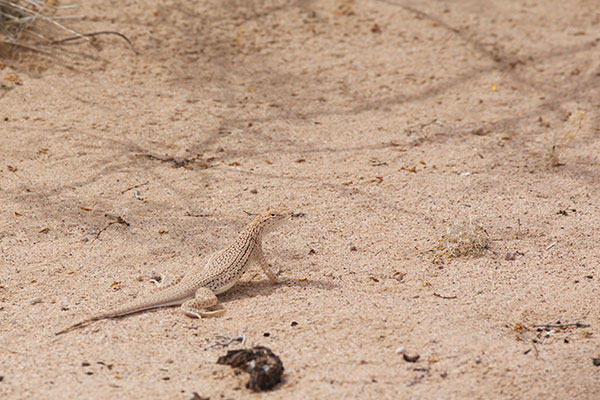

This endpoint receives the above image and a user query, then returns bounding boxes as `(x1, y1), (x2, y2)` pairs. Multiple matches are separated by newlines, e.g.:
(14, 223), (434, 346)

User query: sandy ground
(1, 0), (599, 398)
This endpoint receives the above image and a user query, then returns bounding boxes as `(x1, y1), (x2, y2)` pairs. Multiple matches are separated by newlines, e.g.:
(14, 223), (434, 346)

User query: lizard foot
(183, 308), (226, 319)
(181, 287), (223, 318)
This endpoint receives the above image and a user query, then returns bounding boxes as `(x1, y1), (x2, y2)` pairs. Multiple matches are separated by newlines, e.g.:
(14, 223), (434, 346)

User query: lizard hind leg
(181, 287), (225, 318)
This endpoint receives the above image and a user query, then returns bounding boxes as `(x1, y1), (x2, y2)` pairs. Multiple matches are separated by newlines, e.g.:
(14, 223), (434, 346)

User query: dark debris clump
(217, 346), (284, 391)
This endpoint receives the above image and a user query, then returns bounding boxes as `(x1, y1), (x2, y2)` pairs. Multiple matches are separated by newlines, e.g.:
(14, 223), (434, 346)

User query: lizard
(56, 210), (290, 335)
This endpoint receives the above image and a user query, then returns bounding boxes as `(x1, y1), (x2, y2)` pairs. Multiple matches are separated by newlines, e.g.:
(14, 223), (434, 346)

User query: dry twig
(532, 322), (590, 329)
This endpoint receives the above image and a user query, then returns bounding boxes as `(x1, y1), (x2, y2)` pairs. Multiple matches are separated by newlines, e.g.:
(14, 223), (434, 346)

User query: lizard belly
(213, 279), (237, 295)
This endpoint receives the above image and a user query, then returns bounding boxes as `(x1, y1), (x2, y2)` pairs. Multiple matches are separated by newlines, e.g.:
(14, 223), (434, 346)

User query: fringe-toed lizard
(56, 211), (290, 335)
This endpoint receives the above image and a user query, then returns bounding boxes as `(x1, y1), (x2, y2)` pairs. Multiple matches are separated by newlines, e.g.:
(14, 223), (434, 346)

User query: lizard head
(257, 210), (289, 233)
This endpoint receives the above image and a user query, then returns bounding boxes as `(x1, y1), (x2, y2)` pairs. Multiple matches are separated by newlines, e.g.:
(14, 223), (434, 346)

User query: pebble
(403, 353), (420, 363)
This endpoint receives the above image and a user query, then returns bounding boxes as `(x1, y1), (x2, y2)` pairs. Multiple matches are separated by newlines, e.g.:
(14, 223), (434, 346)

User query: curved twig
(51, 30), (139, 55)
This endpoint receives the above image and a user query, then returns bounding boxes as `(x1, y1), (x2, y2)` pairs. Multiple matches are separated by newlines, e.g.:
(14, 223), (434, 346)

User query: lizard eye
(269, 213), (276, 217)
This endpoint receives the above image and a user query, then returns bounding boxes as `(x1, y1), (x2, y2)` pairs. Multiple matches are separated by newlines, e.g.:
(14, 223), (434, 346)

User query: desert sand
(1, 0), (599, 398)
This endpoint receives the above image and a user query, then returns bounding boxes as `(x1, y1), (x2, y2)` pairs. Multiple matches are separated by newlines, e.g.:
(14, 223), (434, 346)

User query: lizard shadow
(218, 278), (338, 303)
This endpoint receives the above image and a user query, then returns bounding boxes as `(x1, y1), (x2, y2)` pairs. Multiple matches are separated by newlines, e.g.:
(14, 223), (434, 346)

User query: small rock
(30, 297), (42, 305)
(0, 376), (4, 382)
(505, 252), (517, 261)
(82, 362), (90, 367)
(471, 126), (487, 136)
(395, 346), (406, 354)
(249, 188), (258, 194)
(403, 353), (420, 363)
(393, 272), (406, 282)
(290, 321), (298, 327)
(350, 246), (357, 251)
(133, 189), (143, 201)
(263, 332), (270, 337)
(593, 358), (600, 367)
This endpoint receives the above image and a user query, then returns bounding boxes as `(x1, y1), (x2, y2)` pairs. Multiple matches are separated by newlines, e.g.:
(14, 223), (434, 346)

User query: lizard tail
(55, 317), (98, 335)
(55, 284), (193, 335)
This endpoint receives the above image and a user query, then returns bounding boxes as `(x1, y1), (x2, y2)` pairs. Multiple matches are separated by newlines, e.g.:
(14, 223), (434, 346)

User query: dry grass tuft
(0, 0), (81, 53)
(437, 219), (489, 258)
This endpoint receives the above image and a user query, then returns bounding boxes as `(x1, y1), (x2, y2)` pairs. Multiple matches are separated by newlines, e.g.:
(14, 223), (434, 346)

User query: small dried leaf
(80, 207), (92, 212)
(5, 74), (22, 85)
(39, 227), (50, 234)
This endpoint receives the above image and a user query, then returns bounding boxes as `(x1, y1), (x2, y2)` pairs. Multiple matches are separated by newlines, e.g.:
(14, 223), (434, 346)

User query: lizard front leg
(254, 244), (280, 283)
